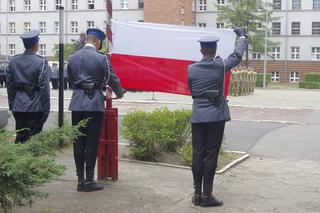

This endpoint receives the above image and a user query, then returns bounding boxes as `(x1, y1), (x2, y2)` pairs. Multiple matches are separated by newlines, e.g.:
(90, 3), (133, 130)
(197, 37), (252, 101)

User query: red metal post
(98, 0), (118, 180)
(98, 90), (119, 181)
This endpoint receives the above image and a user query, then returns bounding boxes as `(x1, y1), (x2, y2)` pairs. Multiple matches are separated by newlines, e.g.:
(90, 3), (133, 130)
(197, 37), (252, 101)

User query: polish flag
(110, 21), (236, 96)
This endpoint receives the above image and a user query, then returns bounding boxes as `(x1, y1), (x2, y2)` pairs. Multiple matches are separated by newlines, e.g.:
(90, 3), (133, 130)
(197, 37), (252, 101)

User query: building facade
(0, 0), (319, 83)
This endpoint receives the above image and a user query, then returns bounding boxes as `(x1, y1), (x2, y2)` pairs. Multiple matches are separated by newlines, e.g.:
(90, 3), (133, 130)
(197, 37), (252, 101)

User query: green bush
(179, 143), (193, 166)
(121, 108), (191, 161)
(299, 81), (320, 89)
(0, 121), (86, 212)
(304, 73), (320, 82)
(255, 73), (271, 87)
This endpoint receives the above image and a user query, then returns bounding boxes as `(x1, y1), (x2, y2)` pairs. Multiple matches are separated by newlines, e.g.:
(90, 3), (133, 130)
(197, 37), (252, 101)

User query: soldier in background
(50, 63), (59, 90)
(6, 30), (50, 143)
(0, 64), (5, 88)
(67, 28), (124, 192)
(188, 28), (248, 207)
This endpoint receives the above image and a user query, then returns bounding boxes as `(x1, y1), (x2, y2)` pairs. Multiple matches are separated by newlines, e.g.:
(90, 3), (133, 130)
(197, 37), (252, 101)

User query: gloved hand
(39, 111), (49, 124)
(116, 89), (126, 99)
(234, 28), (247, 38)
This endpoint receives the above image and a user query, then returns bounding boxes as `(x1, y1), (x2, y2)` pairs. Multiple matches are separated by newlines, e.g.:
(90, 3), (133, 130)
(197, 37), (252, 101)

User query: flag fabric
(110, 21), (236, 96)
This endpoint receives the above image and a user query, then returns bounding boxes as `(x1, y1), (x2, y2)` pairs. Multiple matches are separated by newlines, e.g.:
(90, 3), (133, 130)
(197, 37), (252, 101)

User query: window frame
(198, 0), (207, 12)
(291, 22), (300, 35)
(290, 72), (299, 83)
(271, 71), (280, 82)
(291, 46), (300, 60)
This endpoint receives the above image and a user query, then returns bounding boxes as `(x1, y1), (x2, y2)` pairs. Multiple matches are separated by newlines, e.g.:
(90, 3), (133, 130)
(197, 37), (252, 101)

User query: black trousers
(13, 112), (44, 144)
(72, 111), (103, 181)
(51, 78), (59, 90)
(191, 121), (225, 186)
(0, 75), (5, 87)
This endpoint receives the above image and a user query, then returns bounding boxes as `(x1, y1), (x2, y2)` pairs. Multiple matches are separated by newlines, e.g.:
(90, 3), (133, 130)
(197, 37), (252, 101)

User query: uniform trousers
(72, 111), (103, 180)
(13, 112), (44, 144)
(191, 121), (225, 186)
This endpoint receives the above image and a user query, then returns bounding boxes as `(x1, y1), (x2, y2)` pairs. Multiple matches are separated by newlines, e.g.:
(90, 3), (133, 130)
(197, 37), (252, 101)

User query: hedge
(299, 81), (320, 89)
(255, 73), (271, 87)
(304, 73), (320, 82)
(121, 108), (191, 161)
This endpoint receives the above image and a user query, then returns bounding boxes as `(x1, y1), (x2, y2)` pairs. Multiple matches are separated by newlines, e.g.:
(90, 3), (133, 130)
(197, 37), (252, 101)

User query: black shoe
(83, 181), (104, 192)
(191, 193), (201, 206)
(200, 194), (223, 207)
(77, 182), (84, 192)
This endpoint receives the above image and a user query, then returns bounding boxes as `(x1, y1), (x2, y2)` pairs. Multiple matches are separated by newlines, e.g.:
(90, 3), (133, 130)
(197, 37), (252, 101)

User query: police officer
(6, 30), (50, 144)
(67, 28), (124, 192)
(50, 63), (59, 90)
(0, 65), (5, 88)
(188, 28), (248, 207)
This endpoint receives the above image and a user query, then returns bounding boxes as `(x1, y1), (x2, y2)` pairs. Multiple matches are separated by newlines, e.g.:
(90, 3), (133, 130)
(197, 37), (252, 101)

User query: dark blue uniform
(6, 30), (50, 143)
(188, 33), (248, 206)
(67, 28), (123, 192)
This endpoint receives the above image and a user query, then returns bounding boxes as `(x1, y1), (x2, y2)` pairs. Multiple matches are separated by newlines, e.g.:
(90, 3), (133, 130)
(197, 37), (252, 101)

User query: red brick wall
(248, 60), (320, 83)
(144, 0), (195, 26)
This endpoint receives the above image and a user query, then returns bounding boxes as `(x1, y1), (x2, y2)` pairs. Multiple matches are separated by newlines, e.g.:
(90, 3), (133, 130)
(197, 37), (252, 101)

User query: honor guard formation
(5, 25), (249, 208)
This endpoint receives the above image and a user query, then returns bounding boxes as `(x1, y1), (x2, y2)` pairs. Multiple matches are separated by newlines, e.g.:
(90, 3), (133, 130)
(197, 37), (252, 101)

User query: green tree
(217, 0), (278, 66)
(52, 43), (75, 61)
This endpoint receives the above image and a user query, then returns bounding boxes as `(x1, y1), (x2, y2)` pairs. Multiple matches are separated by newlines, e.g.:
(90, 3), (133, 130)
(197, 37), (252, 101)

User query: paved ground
(1, 87), (320, 212)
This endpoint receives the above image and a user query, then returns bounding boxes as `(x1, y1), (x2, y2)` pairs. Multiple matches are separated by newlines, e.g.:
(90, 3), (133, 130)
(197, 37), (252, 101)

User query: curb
(119, 151), (250, 174)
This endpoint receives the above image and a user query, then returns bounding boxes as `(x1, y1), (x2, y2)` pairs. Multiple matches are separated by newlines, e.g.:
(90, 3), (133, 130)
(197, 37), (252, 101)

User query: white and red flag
(110, 21), (236, 95)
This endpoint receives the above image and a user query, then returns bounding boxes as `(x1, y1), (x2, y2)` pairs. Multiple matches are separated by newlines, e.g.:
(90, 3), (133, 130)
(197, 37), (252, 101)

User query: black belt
(15, 84), (40, 100)
(75, 83), (102, 99)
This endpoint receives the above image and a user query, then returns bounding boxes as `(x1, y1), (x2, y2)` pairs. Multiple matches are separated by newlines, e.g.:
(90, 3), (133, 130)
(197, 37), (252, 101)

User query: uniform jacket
(6, 50), (51, 112)
(50, 66), (59, 79)
(67, 45), (123, 112)
(188, 37), (248, 123)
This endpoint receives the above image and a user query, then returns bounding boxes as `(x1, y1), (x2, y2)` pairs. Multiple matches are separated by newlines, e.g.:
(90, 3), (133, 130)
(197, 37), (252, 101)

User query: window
(252, 52), (261, 59)
(314, 0), (320, 9)
(120, 0), (128, 9)
(181, 7), (185, 14)
(9, 44), (15, 56)
(216, 23), (224, 28)
(198, 23), (206, 28)
(87, 21), (94, 28)
(39, 44), (46, 56)
(256, 22), (262, 30)
(56, 0), (62, 10)
(9, 0), (16, 11)
(199, 0), (207, 11)
(217, 0), (225, 5)
(312, 47), (320, 60)
(40, 0), (47, 11)
(138, 0), (144, 9)
(273, 0), (281, 10)
(271, 47), (280, 59)
(54, 22), (59, 34)
(71, 0), (78, 10)
(9, 22), (15, 34)
(71, 21), (78, 33)
(39, 22), (46, 33)
(291, 22), (300, 35)
(312, 22), (320, 35)
(290, 72), (299, 83)
(292, 0), (301, 10)
(24, 0), (31, 11)
(271, 71), (280, 82)
(24, 22), (31, 32)
(272, 22), (281, 35)
(291, 47), (300, 59)
(88, 0), (94, 9)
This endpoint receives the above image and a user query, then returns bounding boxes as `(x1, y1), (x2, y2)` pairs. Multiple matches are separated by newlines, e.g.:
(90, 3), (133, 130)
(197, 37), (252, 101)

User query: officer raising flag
(6, 30), (51, 144)
(67, 28), (124, 192)
(188, 28), (248, 207)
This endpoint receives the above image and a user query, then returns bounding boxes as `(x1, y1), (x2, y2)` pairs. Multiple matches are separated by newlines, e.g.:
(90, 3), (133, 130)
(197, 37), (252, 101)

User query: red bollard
(98, 90), (118, 181)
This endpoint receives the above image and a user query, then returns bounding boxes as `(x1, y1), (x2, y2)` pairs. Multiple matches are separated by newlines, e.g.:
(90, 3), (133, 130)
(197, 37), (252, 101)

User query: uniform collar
(23, 49), (36, 55)
(201, 55), (215, 60)
(84, 43), (96, 49)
